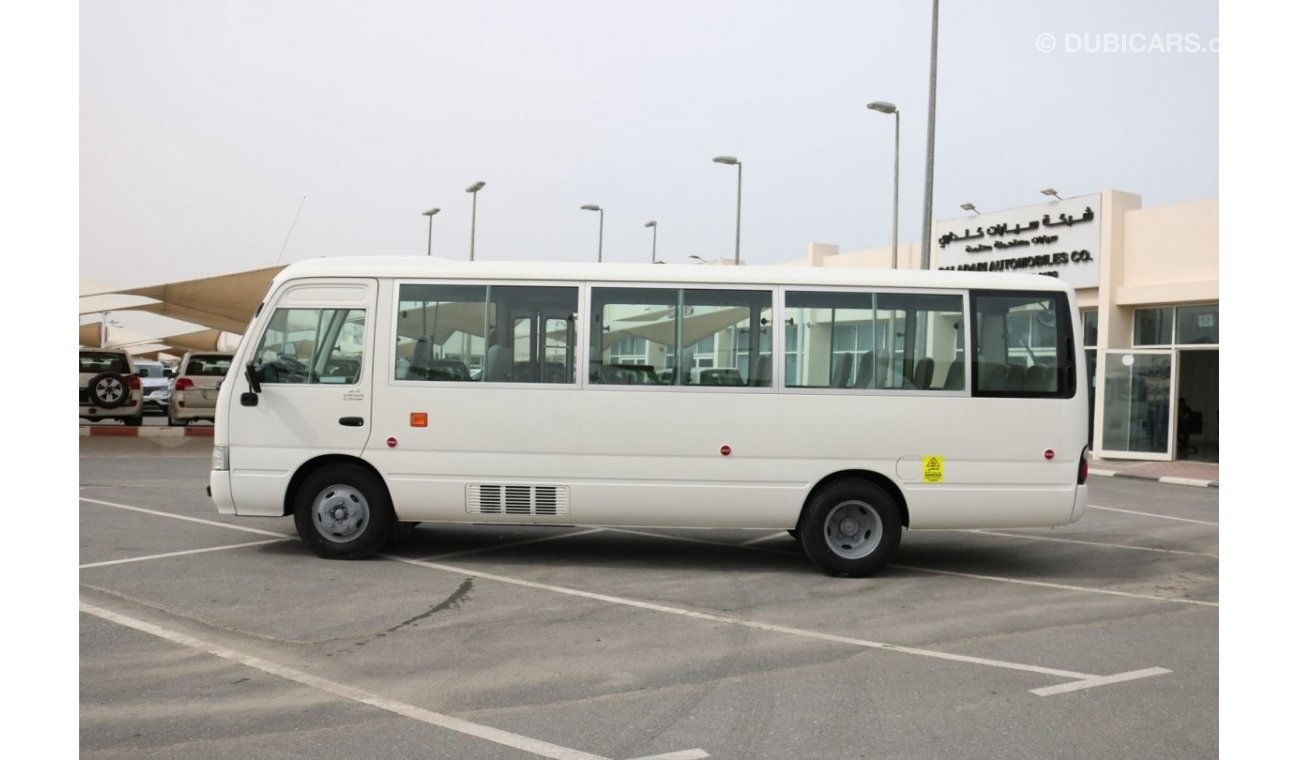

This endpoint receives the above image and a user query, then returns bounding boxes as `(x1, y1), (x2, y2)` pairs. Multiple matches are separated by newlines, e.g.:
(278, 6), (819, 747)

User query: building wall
(1118, 198), (1218, 306)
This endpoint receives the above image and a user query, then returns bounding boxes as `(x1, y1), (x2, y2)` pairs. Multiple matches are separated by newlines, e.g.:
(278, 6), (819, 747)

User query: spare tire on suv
(88, 371), (130, 408)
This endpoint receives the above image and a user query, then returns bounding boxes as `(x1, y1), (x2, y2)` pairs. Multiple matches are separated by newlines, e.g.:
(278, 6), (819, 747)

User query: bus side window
(972, 291), (1072, 398)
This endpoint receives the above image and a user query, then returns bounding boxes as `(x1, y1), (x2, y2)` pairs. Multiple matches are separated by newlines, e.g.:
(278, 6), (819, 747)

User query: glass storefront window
(1175, 304), (1219, 345)
(1134, 307), (1174, 346)
(1101, 352), (1172, 455)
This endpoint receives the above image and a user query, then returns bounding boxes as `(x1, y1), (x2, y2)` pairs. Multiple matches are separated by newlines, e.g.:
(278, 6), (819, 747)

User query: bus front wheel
(799, 479), (901, 577)
(293, 464), (394, 559)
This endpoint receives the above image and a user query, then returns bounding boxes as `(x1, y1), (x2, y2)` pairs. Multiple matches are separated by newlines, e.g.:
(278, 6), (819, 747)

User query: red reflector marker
(720, 445), (732, 456)
(1044, 449), (1055, 460)
(386, 437), (397, 448)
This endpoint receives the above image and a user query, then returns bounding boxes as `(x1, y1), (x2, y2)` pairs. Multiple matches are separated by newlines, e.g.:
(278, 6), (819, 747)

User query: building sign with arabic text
(933, 194), (1101, 288)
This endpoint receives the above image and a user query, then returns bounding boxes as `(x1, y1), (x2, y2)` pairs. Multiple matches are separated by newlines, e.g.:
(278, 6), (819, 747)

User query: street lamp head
(960, 202), (980, 214)
(422, 208), (440, 217)
(1041, 188), (1063, 200)
(581, 204), (601, 212)
(712, 155), (739, 166)
(866, 101), (898, 115)
(644, 220), (656, 228)
(688, 255), (705, 263)
(465, 181), (485, 193)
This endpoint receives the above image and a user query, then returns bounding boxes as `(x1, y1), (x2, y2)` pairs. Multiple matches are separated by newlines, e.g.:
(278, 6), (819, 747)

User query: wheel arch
(800, 469), (911, 530)
(283, 454), (392, 517)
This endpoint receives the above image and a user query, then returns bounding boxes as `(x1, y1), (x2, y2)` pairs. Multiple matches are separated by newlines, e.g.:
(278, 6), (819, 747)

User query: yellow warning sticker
(923, 455), (945, 483)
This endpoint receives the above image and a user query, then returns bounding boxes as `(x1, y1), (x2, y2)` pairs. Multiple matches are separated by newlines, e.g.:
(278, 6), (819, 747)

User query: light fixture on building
(960, 202), (979, 215)
(1041, 188), (1063, 201)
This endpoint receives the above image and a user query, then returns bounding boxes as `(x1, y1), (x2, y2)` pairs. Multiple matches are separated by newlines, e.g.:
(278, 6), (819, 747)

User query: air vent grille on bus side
(467, 484), (569, 516)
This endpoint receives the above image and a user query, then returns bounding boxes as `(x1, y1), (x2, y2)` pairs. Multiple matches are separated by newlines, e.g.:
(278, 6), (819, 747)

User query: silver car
(133, 359), (172, 415)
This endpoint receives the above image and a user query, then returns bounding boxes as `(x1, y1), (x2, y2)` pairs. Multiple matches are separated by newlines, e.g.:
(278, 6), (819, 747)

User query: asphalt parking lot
(79, 436), (1218, 759)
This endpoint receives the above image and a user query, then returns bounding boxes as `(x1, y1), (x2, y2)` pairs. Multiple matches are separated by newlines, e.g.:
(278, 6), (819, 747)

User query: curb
(80, 426), (214, 437)
(1090, 468), (1217, 489)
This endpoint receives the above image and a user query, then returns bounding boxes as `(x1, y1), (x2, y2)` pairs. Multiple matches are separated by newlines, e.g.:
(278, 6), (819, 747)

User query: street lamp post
(465, 181), (485, 261)
(712, 156), (742, 265)
(581, 204), (604, 262)
(920, 0), (940, 270)
(421, 207), (440, 256)
(867, 101), (900, 269)
(644, 220), (658, 263)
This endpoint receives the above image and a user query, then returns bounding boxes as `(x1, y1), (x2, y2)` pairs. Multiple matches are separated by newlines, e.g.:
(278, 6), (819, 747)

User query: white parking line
(83, 495), (1174, 695)
(414, 528), (607, 561)
(80, 539), (292, 569)
(385, 554), (1169, 696)
(1088, 504), (1219, 526)
(80, 497), (291, 537)
(894, 565), (1218, 607)
(608, 526), (1211, 606)
(81, 601), (708, 760)
(602, 527), (796, 555)
(1031, 667), (1173, 697)
(740, 532), (791, 546)
(953, 529), (1218, 558)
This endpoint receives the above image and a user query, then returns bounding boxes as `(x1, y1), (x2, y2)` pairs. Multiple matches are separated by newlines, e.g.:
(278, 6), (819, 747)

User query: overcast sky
(80, 0), (1217, 288)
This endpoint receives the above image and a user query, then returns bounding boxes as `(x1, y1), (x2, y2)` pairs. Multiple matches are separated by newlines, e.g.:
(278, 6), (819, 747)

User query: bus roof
(271, 256), (1075, 293)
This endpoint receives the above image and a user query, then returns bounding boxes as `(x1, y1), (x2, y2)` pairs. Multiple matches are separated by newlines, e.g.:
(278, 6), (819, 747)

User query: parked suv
(79, 348), (144, 425)
(133, 359), (172, 415)
(169, 352), (234, 426)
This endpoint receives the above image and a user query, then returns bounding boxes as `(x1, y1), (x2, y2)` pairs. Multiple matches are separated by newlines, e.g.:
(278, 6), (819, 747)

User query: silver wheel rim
(823, 500), (883, 559)
(310, 484), (371, 543)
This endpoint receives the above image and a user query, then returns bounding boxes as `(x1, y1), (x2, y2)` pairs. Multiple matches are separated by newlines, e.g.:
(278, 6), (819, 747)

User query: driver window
(253, 307), (367, 384)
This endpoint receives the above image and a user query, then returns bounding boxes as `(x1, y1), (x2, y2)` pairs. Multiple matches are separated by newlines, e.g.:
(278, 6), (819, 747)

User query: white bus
(209, 257), (1090, 576)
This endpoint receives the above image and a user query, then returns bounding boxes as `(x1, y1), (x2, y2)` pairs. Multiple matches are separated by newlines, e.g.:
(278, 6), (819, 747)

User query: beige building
(791, 190), (1219, 463)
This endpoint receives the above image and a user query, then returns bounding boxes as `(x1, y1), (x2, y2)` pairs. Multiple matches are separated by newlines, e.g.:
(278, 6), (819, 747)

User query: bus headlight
(212, 445), (229, 471)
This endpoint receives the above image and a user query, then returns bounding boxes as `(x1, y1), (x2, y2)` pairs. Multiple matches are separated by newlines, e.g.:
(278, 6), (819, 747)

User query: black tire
(798, 479), (902, 577)
(88, 372), (129, 409)
(293, 464), (394, 559)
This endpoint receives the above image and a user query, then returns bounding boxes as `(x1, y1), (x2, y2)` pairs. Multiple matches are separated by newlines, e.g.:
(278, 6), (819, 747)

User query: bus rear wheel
(799, 479), (901, 577)
(293, 464), (393, 559)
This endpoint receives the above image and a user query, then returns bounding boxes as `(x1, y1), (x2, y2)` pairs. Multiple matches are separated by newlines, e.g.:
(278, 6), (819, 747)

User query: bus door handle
(338, 417), (365, 427)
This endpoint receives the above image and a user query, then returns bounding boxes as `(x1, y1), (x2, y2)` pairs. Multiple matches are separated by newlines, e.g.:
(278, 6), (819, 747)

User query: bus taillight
(1078, 449), (1089, 484)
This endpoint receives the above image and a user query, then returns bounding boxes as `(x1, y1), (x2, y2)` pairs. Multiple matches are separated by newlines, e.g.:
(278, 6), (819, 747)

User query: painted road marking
(740, 532), (791, 546)
(611, 526), (1209, 606)
(82, 495), (1175, 695)
(414, 527), (606, 561)
(1088, 504), (1218, 526)
(386, 554), (1169, 696)
(80, 497), (291, 537)
(80, 601), (708, 760)
(602, 527), (795, 555)
(80, 539), (291, 569)
(1031, 667), (1173, 697)
(895, 564), (1217, 607)
(954, 529), (1218, 558)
